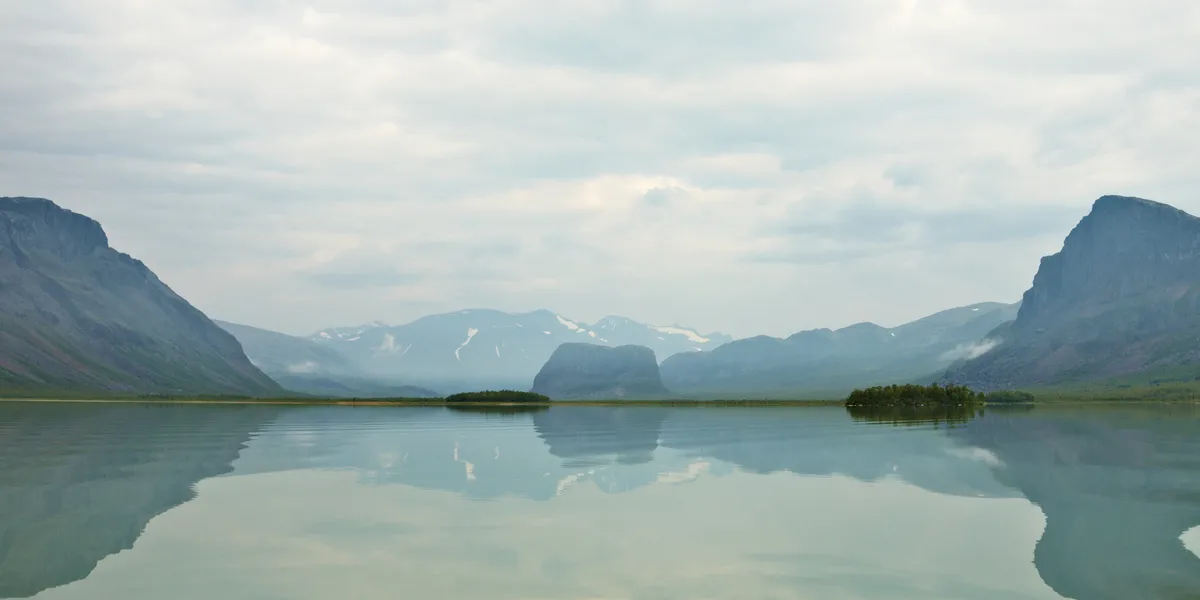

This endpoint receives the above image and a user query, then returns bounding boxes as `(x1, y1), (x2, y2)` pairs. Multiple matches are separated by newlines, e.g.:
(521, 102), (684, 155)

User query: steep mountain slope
(945, 195), (1200, 390)
(531, 343), (670, 400)
(660, 302), (1019, 397)
(0, 198), (279, 396)
(309, 309), (728, 392)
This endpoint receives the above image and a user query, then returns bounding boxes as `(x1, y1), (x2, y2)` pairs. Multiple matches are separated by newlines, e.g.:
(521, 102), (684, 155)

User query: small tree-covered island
(443, 390), (551, 404)
(845, 384), (984, 407)
(845, 384), (1035, 407)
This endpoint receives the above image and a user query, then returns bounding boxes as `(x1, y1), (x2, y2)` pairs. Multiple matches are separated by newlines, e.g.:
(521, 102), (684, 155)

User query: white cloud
(1, 1), (1197, 336)
(940, 340), (1001, 362)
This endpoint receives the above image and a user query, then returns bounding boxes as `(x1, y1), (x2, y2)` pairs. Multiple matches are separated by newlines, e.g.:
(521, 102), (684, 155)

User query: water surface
(1, 403), (1198, 599)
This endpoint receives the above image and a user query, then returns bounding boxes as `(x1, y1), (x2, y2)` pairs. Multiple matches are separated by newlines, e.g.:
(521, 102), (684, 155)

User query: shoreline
(2, 397), (1197, 408)
(0, 397), (849, 407)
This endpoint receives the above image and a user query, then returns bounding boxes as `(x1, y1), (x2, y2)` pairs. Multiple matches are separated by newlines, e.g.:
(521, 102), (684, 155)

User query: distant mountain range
(945, 195), (1200, 390)
(659, 302), (1020, 397)
(299, 309), (731, 393)
(0, 198), (279, 397)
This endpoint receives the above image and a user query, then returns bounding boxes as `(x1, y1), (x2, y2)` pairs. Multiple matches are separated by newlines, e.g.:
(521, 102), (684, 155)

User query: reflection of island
(0, 403), (279, 599)
(953, 407), (1200, 600)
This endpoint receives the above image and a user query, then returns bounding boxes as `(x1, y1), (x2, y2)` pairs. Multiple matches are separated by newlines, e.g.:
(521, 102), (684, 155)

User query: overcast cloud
(1, 1), (1197, 337)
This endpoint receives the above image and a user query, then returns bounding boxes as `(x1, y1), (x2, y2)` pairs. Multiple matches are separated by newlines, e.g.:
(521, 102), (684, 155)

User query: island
(844, 384), (985, 407)
(444, 390), (551, 404)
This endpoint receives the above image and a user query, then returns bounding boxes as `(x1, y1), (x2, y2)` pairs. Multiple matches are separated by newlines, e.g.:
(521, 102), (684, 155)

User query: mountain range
(4, 193), (1200, 399)
(299, 309), (731, 393)
(659, 302), (1019, 397)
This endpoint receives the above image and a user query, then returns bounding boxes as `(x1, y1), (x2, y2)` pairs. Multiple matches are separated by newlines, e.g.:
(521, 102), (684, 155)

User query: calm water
(1, 404), (1199, 600)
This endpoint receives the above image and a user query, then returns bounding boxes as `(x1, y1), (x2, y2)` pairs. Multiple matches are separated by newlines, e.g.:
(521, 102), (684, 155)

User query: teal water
(1, 404), (1198, 599)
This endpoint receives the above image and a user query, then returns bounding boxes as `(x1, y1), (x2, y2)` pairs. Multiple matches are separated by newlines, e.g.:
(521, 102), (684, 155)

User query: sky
(1, 1), (1198, 338)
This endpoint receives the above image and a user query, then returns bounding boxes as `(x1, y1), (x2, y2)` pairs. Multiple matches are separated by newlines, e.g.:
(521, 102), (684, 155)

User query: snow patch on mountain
(455, 328), (479, 361)
(651, 325), (710, 344)
(556, 315), (582, 331)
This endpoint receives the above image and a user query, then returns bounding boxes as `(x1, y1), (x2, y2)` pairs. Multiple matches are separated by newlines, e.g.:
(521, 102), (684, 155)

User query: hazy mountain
(531, 343), (670, 400)
(216, 321), (355, 376)
(0, 198), (279, 397)
(945, 196), (1200, 390)
(215, 321), (438, 398)
(660, 302), (1019, 398)
(309, 309), (728, 392)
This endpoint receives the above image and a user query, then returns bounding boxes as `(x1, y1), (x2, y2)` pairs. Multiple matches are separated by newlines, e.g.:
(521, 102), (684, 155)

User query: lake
(1, 403), (1198, 599)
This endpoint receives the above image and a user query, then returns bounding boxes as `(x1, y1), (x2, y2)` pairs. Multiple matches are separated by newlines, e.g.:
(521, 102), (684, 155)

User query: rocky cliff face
(531, 343), (669, 400)
(946, 195), (1200, 389)
(0, 197), (280, 396)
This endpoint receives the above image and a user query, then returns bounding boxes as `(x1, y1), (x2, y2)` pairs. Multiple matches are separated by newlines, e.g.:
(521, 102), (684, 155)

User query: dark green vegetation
(0, 198), (280, 396)
(946, 195), (1200, 391)
(984, 390), (1037, 404)
(444, 390), (550, 403)
(532, 343), (670, 400)
(845, 384), (985, 407)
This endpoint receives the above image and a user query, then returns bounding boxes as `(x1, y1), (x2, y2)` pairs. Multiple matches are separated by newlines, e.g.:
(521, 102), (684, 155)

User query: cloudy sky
(2, 1), (1197, 338)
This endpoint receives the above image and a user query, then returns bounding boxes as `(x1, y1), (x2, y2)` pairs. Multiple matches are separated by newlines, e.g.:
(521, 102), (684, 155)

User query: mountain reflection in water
(0, 403), (1197, 599)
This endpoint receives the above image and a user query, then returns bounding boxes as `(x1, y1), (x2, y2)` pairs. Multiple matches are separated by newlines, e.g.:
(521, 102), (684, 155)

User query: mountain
(660, 302), (1019, 398)
(531, 343), (670, 400)
(0, 198), (279, 396)
(945, 195), (1200, 390)
(308, 309), (729, 392)
(216, 321), (439, 398)
(215, 321), (355, 376)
